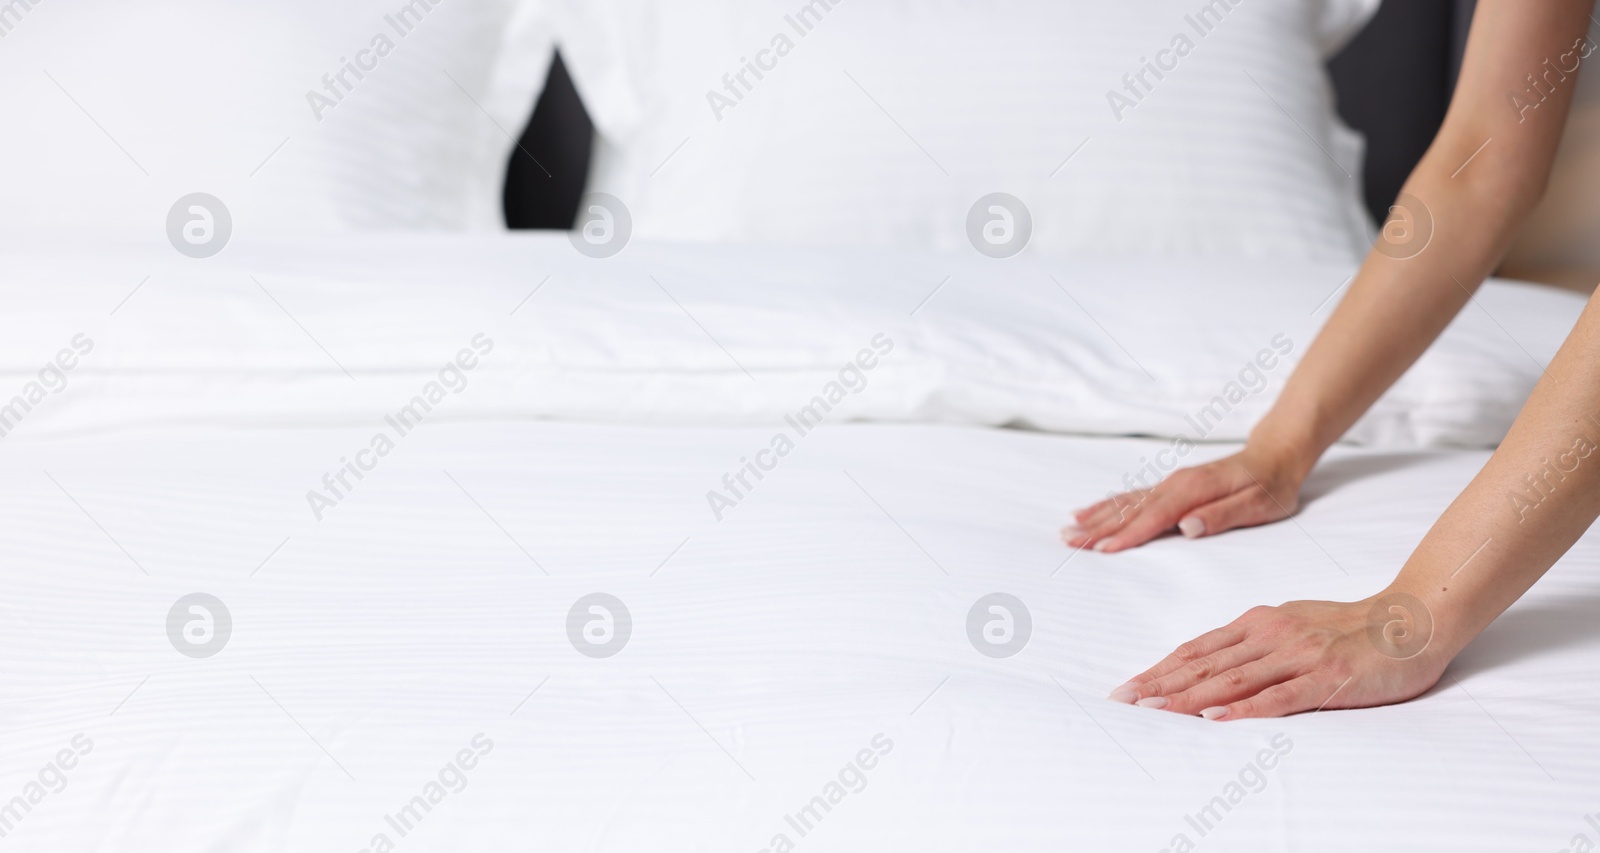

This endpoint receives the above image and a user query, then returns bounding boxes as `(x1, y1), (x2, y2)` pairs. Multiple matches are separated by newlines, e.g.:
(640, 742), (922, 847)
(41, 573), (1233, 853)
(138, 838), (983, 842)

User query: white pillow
(0, 0), (552, 234)
(486, 242), (1580, 450)
(550, 0), (1379, 261)
(0, 235), (1572, 451)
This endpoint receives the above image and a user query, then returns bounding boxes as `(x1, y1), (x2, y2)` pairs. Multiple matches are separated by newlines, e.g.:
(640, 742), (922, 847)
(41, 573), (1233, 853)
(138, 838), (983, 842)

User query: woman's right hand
(1062, 442), (1313, 553)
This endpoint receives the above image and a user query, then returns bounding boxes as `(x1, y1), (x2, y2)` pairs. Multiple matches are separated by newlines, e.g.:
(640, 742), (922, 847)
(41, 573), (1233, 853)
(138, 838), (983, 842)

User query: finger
(1135, 643), (1272, 706)
(1096, 473), (1234, 552)
(1176, 486), (1289, 540)
(1159, 656), (1300, 716)
(1079, 492), (1143, 531)
(1095, 491), (1157, 535)
(1091, 490), (1193, 552)
(1072, 498), (1117, 525)
(1200, 673), (1334, 721)
(1060, 526), (1098, 549)
(1067, 493), (1146, 546)
(1110, 625), (1246, 702)
(1062, 517), (1105, 548)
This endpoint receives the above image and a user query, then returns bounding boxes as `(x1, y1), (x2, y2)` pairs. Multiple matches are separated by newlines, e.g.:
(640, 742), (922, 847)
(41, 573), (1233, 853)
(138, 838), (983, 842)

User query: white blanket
(3, 421), (1598, 852)
(0, 233), (1580, 447)
(2, 236), (1594, 852)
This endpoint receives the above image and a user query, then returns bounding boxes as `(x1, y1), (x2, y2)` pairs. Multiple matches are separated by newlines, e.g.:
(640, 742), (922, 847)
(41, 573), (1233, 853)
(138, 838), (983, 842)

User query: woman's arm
(1068, 0), (1594, 552)
(1115, 287), (1600, 718)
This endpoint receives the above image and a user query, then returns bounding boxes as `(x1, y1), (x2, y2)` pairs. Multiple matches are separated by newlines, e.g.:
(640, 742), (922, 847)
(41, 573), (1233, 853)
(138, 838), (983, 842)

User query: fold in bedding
(2, 235), (1594, 851)
(0, 234), (1580, 447)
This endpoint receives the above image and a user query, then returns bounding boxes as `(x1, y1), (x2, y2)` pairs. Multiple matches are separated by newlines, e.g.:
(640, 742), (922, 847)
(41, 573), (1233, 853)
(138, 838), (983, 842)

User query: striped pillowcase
(551, 0), (1380, 261)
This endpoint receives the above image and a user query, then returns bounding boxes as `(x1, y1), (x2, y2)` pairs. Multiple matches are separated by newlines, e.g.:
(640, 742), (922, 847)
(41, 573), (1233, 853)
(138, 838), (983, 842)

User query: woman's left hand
(1108, 596), (1451, 719)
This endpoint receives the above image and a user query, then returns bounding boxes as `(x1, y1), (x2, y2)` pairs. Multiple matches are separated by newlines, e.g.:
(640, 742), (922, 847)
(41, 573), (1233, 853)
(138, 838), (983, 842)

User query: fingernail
(1108, 688), (1138, 704)
(1178, 517), (1205, 539)
(1135, 696), (1169, 709)
(1060, 525), (1084, 538)
(1095, 538), (1119, 553)
(1200, 706), (1229, 720)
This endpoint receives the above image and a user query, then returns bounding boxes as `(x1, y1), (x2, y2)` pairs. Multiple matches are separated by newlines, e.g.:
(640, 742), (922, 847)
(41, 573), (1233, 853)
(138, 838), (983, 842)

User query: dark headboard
(503, 0), (1477, 230)
(1327, 0), (1475, 225)
(503, 53), (593, 230)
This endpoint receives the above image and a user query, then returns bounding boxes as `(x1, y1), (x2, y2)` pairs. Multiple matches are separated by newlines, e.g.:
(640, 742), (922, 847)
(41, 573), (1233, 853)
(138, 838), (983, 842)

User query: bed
(1, 233), (1595, 852)
(14, 420), (1600, 852)
(4, 0), (1595, 850)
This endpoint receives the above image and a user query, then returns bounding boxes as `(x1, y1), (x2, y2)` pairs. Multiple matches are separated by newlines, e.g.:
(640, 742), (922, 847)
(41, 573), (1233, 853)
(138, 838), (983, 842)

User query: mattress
(1, 235), (1593, 851)
(3, 420), (1598, 852)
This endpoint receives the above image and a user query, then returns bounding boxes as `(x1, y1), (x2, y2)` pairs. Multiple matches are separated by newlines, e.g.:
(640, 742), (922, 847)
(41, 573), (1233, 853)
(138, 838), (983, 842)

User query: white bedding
(0, 0), (552, 233)
(1, 234), (1582, 448)
(3, 236), (1597, 852)
(551, 0), (1379, 261)
(4, 421), (1599, 852)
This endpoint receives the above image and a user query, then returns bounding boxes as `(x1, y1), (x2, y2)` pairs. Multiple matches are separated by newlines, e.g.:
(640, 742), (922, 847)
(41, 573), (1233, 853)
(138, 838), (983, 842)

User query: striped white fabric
(0, 0), (551, 234)
(0, 236), (1576, 449)
(0, 422), (1594, 851)
(554, 0), (1380, 261)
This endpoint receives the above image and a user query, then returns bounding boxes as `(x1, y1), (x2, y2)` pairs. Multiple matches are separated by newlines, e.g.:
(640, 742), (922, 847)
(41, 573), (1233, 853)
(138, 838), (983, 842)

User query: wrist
(1368, 577), (1482, 664)
(1244, 416), (1322, 484)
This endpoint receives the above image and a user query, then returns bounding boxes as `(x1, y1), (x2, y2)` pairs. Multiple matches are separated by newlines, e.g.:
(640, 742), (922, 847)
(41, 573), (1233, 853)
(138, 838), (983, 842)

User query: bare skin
(1071, 0), (1600, 719)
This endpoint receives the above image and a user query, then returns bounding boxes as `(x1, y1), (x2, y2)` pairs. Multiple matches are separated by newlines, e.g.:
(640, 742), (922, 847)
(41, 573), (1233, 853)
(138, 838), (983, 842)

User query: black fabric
(1328, 0), (1474, 225)
(506, 2), (1475, 231)
(502, 52), (593, 230)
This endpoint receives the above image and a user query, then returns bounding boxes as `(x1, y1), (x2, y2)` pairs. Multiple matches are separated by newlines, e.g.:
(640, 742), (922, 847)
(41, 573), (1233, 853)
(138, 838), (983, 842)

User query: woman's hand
(1108, 596), (1451, 719)
(1063, 442), (1312, 553)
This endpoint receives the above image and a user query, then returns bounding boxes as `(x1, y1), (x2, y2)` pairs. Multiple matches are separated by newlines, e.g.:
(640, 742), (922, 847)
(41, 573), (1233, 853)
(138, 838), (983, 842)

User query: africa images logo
(966, 593), (1032, 658)
(704, 0), (846, 121)
(166, 193), (231, 259)
(1105, 0), (1244, 122)
(705, 334), (894, 521)
(167, 593), (232, 658)
(567, 593), (632, 659)
(306, 334), (494, 521)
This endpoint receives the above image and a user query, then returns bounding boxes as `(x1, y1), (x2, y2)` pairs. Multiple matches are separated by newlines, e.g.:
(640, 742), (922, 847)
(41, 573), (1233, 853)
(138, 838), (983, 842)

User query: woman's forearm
(1253, 167), (1533, 470)
(1113, 294), (1600, 718)
(1385, 291), (1600, 659)
(1106, 0), (1600, 716)
(1252, 0), (1591, 472)
(1069, 0), (1594, 553)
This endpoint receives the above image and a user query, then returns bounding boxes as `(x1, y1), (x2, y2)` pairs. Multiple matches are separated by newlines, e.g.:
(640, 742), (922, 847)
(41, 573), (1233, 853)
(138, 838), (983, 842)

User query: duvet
(0, 234), (1594, 852)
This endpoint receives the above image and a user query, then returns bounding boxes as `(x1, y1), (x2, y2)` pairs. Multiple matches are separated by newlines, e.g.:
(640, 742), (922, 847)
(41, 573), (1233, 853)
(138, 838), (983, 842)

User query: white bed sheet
(3, 420), (1598, 852)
